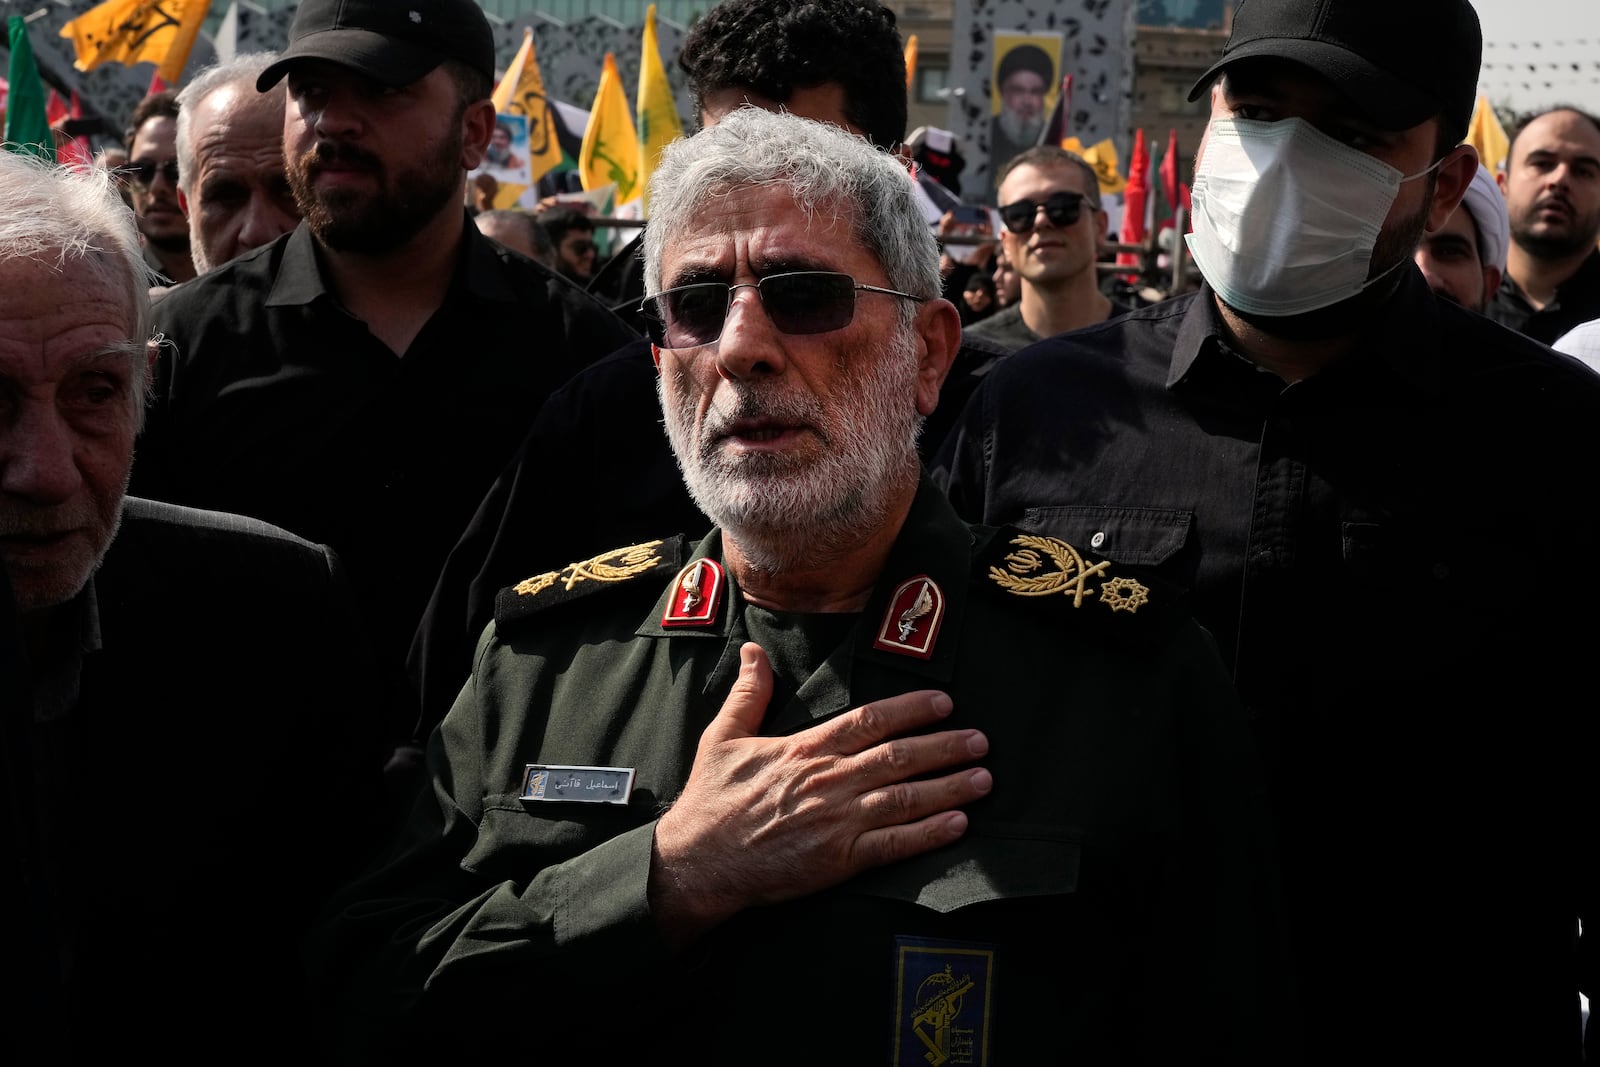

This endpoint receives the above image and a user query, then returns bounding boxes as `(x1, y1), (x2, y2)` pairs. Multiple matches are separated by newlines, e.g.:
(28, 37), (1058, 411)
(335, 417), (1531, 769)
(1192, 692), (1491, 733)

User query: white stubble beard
(658, 325), (924, 575)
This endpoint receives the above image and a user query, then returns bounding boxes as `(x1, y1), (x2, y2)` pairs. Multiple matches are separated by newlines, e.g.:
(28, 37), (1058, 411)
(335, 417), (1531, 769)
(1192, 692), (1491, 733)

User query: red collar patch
(873, 575), (945, 659)
(662, 558), (725, 628)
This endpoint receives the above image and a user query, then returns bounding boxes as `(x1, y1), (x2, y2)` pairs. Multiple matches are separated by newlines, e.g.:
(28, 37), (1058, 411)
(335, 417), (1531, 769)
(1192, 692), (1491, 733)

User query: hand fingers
(700, 642), (773, 744)
(819, 689), (957, 756)
(850, 765), (994, 867)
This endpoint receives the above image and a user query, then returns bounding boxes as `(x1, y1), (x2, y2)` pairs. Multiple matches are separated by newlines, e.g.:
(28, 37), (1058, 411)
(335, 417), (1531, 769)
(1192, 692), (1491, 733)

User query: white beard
(659, 326), (924, 574)
(997, 109), (1044, 148)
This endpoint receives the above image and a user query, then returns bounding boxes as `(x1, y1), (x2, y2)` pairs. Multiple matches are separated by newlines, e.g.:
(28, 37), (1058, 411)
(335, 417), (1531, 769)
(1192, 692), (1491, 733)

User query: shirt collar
(1169, 268), (1446, 398)
(633, 478), (977, 692)
(30, 577), (102, 724)
(265, 212), (524, 309)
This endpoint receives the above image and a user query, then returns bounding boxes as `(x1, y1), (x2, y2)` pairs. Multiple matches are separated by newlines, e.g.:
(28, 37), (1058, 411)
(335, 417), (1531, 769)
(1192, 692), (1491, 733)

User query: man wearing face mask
(933, 1), (1600, 1061)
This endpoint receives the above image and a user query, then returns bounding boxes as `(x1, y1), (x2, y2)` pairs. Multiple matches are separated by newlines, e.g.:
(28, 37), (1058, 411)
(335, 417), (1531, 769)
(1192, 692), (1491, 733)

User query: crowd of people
(5, 0), (1600, 1062)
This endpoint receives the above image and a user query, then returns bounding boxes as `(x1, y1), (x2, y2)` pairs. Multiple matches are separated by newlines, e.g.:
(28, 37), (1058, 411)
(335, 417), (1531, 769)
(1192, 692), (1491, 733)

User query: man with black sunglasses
(967, 145), (1127, 355)
(123, 89), (195, 285)
(405, 0), (1011, 777)
(311, 107), (1290, 1063)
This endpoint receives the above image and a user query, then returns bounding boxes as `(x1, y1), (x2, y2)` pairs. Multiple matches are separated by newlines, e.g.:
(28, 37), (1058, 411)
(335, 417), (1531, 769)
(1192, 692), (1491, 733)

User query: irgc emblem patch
(891, 936), (995, 1066)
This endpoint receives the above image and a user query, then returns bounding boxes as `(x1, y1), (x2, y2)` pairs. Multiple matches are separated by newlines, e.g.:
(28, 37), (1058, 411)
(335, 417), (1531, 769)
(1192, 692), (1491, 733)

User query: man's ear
(1426, 143), (1480, 234)
(1483, 264), (1504, 305)
(913, 298), (962, 417)
(176, 187), (190, 219)
(460, 98), (498, 171)
(650, 344), (662, 371)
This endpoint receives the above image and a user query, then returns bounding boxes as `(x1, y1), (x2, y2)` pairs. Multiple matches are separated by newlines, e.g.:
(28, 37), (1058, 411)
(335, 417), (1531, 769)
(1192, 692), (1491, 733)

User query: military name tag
(520, 764), (635, 805)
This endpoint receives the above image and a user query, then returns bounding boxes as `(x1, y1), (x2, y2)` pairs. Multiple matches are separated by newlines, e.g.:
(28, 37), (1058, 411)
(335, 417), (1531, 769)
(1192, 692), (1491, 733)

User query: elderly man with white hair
(0, 152), (384, 1060)
(174, 51), (302, 275)
(1413, 162), (1510, 312)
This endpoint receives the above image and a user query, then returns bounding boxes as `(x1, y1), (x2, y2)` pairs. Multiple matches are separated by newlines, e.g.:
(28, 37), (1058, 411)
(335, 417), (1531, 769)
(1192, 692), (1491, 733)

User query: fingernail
(966, 731), (989, 757)
(969, 768), (993, 794)
(931, 693), (953, 716)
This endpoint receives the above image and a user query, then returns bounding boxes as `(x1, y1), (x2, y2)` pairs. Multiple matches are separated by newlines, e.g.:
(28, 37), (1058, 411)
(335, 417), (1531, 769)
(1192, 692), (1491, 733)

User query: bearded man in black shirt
(131, 0), (636, 772)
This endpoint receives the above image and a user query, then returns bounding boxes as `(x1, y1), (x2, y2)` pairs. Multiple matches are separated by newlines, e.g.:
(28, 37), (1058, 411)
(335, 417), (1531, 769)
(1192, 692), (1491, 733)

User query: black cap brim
(1186, 38), (1438, 132)
(256, 29), (443, 91)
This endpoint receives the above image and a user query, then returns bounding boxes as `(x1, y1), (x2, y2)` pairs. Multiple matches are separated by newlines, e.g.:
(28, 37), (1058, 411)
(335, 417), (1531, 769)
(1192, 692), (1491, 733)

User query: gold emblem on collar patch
(662, 558), (724, 627)
(874, 575), (944, 658)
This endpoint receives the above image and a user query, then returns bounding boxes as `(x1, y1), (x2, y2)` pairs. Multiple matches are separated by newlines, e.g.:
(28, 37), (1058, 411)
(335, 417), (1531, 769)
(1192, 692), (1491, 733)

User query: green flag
(6, 16), (56, 162)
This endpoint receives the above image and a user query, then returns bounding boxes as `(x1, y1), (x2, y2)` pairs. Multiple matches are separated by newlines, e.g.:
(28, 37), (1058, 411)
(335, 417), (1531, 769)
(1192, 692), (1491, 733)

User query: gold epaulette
(495, 536), (687, 628)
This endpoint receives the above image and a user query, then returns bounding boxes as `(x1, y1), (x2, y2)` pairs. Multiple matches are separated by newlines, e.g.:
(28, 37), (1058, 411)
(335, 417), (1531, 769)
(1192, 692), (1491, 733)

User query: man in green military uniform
(313, 108), (1292, 1064)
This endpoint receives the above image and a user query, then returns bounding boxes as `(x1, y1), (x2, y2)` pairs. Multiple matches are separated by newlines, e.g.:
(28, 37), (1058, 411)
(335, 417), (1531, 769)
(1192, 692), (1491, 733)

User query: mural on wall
(951, 0), (1137, 205)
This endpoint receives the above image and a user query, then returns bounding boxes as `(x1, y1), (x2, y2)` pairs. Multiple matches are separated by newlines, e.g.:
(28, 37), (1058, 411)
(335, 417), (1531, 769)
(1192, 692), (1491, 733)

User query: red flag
(1039, 74), (1074, 148)
(46, 88), (68, 124)
(60, 89), (93, 168)
(148, 70), (167, 95)
(1157, 127), (1191, 227)
(1119, 128), (1149, 279)
(1159, 129), (1178, 215)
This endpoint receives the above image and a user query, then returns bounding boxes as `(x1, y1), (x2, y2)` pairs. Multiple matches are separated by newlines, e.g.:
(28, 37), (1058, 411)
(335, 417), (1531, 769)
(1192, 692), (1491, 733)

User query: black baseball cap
(257, 0), (496, 91)
(1187, 0), (1482, 137)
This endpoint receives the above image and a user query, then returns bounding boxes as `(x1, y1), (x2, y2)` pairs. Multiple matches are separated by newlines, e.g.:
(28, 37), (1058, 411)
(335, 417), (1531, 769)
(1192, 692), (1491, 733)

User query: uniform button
(1090, 531), (1106, 549)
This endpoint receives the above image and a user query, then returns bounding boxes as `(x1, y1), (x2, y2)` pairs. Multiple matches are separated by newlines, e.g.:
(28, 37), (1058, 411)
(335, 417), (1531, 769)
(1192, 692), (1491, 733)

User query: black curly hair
(678, 0), (908, 150)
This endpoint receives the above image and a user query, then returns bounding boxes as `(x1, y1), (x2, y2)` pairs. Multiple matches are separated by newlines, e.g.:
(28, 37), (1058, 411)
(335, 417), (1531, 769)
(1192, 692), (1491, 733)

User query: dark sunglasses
(638, 270), (925, 349)
(998, 191), (1086, 234)
(119, 159), (181, 188)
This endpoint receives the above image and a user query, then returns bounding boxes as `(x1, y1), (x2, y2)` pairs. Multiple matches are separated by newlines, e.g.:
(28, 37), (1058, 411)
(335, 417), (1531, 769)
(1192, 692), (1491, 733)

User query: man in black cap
(988, 42), (1055, 197)
(130, 0), (636, 781)
(935, 1), (1600, 1060)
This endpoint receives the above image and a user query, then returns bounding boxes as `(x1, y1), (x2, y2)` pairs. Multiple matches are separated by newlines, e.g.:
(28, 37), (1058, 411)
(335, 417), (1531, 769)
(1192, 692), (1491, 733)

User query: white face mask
(1185, 117), (1440, 317)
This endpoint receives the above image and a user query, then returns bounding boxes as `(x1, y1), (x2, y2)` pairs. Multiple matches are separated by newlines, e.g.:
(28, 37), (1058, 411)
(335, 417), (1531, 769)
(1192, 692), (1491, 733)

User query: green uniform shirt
(314, 483), (1292, 1064)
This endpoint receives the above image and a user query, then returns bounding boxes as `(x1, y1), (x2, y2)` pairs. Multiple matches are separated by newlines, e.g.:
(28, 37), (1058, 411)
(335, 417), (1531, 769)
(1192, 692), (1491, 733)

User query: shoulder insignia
(496, 536), (686, 628)
(986, 534), (1150, 614)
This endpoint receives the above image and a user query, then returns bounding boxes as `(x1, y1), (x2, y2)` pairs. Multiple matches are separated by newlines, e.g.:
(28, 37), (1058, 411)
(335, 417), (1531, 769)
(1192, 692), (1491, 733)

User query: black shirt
(132, 217), (638, 748)
(933, 267), (1600, 1063)
(1487, 246), (1600, 344)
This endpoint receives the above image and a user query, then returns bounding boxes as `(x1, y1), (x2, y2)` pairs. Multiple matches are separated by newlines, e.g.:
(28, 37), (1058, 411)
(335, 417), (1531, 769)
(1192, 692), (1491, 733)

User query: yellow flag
(1063, 136), (1126, 195)
(59, 0), (210, 85)
(1467, 94), (1510, 177)
(904, 34), (918, 92)
(636, 4), (684, 211)
(492, 27), (561, 186)
(580, 53), (641, 207)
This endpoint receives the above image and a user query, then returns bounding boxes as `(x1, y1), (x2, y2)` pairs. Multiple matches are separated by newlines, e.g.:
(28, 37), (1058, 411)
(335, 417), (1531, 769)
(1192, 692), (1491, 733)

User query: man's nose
(310, 91), (362, 139)
(236, 194), (301, 254)
(1, 408), (84, 504)
(714, 286), (788, 382)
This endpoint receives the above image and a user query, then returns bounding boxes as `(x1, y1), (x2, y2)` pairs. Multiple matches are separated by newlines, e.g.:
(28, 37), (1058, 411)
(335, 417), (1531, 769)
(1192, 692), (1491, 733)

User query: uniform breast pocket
(847, 823), (1083, 913)
(1019, 504), (1192, 566)
(464, 792), (655, 877)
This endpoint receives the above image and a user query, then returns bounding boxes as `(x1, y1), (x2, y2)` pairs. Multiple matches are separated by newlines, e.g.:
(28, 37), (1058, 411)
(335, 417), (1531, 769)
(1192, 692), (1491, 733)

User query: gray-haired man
(310, 107), (1288, 1065)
